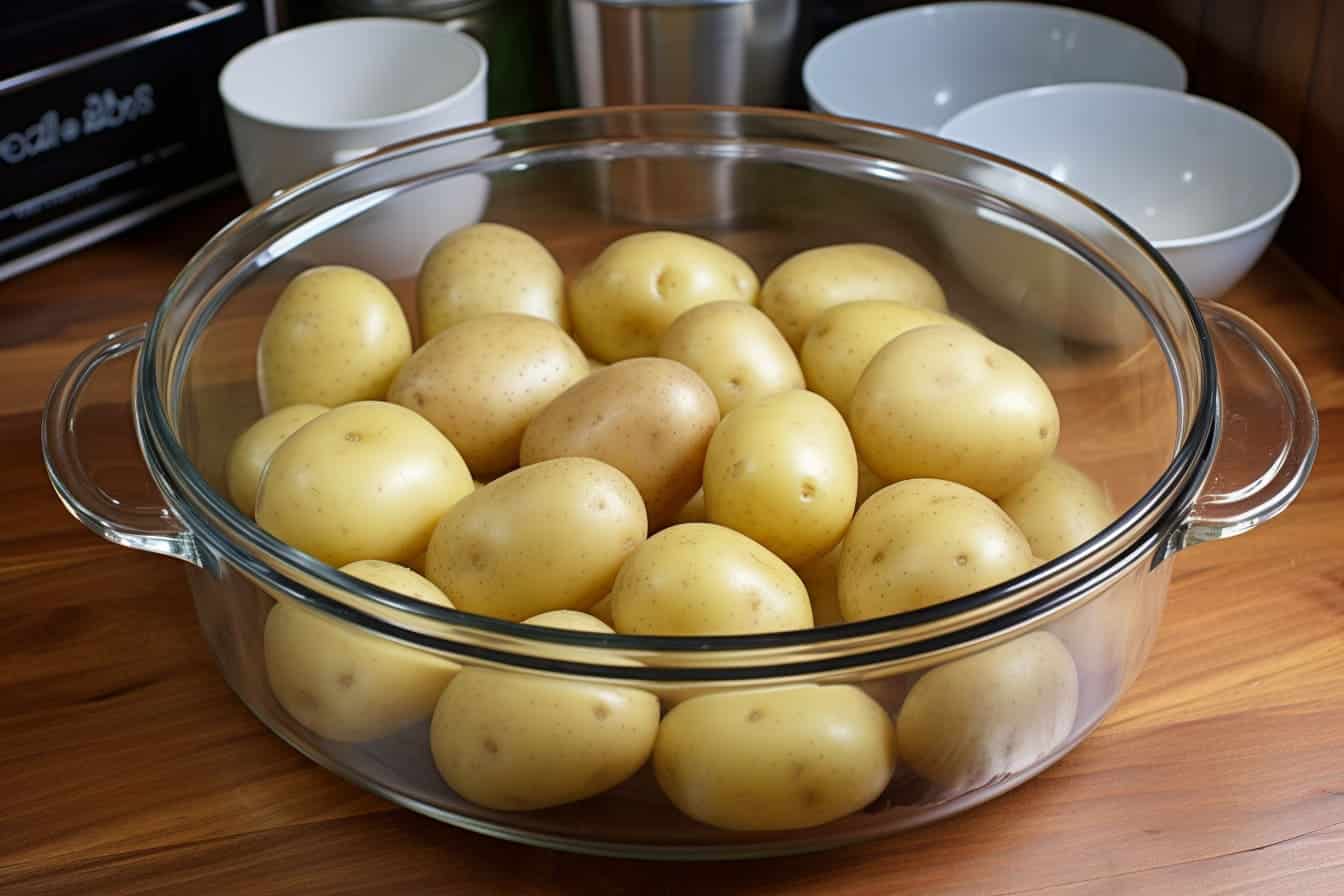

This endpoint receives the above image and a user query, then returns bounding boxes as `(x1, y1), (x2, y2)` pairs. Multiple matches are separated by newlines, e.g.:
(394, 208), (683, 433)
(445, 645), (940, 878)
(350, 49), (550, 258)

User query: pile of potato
(228, 224), (1117, 831)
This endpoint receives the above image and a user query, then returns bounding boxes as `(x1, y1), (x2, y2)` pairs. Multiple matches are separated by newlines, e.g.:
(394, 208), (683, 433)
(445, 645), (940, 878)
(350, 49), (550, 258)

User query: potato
(257, 266), (411, 412)
(759, 244), (947, 349)
(524, 609), (614, 635)
(1049, 576), (1156, 722)
(657, 301), (803, 414)
(417, 223), (567, 339)
(426, 458), (647, 621)
(849, 325), (1059, 498)
(856, 460), (886, 510)
(430, 607), (658, 812)
(225, 403), (328, 516)
(897, 632), (1078, 792)
(796, 542), (845, 627)
(839, 479), (1034, 621)
(998, 457), (1115, 560)
(387, 313), (588, 478)
(264, 560), (457, 742)
(610, 523), (812, 635)
(674, 488), (707, 525)
(520, 358), (719, 528)
(588, 594), (616, 627)
(569, 231), (758, 362)
(256, 401), (473, 567)
(704, 389), (857, 567)
(800, 300), (967, 412)
(654, 685), (896, 830)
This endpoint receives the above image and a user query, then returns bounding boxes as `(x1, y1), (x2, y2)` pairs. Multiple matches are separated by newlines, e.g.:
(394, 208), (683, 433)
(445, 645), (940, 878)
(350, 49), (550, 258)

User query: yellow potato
(657, 301), (803, 414)
(796, 542), (845, 627)
(673, 488), (707, 526)
(849, 325), (1059, 498)
(569, 231), (758, 362)
(897, 632), (1078, 792)
(998, 457), (1116, 560)
(225, 403), (328, 516)
(704, 389), (857, 567)
(800, 300), (967, 412)
(255, 401), (473, 567)
(417, 223), (567, 339)
(430, 608), (658, 812)
(759, 244), (947, 349)
(520, 358), (719, 528)
(1049, 566), (1163, 726)
(588, 594), (616, 627)
(839, 479), (1035, 621)
(387, 313), (588, 478)
(257, 266), (411, 412)
(654, 685), (896, 830)
(264, 560), (457, 742)
(856, 460), (886, 510)
(610, 523), (812, 635)
(524, 609), (614, 634)
(425, 458), (647, 621)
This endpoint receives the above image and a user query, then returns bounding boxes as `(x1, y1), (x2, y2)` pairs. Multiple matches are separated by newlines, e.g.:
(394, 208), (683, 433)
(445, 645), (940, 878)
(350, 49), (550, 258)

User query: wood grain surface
(2, 192), (1343, 894)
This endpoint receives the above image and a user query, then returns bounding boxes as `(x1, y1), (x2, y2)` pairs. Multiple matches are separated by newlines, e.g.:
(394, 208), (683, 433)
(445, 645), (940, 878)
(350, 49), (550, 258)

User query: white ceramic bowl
(803, 2), (1186, 133)
(939, 83), (1301, 298)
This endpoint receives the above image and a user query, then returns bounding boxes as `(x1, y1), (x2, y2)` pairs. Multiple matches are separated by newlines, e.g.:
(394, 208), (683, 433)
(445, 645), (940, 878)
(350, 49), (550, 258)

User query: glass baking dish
(44, 107), (1316, 858)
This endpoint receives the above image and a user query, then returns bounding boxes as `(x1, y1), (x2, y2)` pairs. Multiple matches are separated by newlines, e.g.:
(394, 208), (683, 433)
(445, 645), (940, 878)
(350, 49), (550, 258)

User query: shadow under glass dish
(43, 108), (1315, 858)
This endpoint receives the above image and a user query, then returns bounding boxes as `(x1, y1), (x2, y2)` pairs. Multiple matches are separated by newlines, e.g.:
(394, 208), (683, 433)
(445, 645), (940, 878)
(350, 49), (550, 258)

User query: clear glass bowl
(44, 107), (1317, 859)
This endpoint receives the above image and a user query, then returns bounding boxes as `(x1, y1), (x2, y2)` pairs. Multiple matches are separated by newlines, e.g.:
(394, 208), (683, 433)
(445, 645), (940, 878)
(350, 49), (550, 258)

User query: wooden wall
(1072, 0), (1343, 297)
(810, 1), (1344, 296)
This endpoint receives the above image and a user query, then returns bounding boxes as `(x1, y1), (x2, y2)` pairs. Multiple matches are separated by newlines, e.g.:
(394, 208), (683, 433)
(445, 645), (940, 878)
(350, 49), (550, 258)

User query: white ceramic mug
(219, 18), (488, 203)
(218, 18), (491, 279)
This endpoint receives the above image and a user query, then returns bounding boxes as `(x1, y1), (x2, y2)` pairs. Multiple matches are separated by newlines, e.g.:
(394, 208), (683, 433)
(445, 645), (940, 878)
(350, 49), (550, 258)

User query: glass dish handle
(1174, 300), (1319, 552)
(42, 324), (200, 565)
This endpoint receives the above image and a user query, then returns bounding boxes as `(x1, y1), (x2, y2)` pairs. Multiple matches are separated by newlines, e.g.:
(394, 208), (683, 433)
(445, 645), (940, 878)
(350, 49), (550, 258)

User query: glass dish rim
(135, 104), (1217, 666)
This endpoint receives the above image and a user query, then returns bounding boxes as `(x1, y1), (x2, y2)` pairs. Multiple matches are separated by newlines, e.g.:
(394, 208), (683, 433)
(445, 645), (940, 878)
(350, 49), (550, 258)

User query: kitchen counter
(2, 193), (1341, 895)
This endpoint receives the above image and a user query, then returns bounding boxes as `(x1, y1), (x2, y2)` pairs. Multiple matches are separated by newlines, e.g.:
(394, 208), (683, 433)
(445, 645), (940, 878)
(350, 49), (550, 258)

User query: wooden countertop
(3, 193), (1342, 895)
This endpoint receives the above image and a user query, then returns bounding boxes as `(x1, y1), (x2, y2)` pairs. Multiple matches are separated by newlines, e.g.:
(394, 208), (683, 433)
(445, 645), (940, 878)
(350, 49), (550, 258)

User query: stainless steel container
(559, 0), (799, 106)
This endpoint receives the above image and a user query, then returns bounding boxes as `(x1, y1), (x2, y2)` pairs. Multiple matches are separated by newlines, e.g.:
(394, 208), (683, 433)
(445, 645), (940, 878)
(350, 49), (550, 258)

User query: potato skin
(523, 609), (615, 634)
(658, 301), (803, 415)
(263, 560), (457, 743)
(759, 244), (947, 349)
(226, 403), (328, 516)
(520, 358), (719, 529)
(896, 632), (1079, 792)
(654, 685), (897, 830)
(673, 488), (707, 526)
(703, 389), (857, 567)
(610, 523), (813, 636)
(569, 231), (758, 362)
(800, 300), (967, 412)
(848, 325), (1059, 498)
(387, 313), (588, 478)
(425, 458), (647, 621)
(796, 542), (845, 627)
(838, 479), (1035, 621)
(430, 667), (660, 812)
(258, 266), (411, 412)
(998, 457), (1115, 560)
(255, 401), (474, 567)
(417, 223), (567, 339)
(431, 598), (657, 812)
